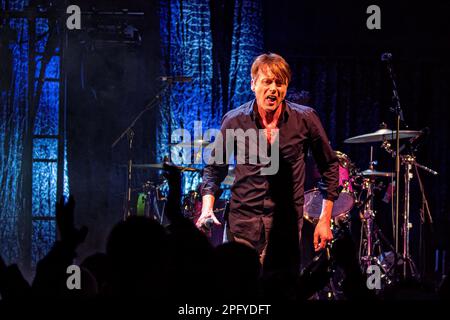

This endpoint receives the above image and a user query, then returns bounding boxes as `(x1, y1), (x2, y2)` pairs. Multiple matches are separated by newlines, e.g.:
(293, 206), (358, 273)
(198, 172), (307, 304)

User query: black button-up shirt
(201, 99), (339, 242)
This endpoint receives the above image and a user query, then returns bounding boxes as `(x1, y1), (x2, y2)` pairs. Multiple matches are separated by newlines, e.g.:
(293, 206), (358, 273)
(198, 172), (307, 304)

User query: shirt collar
(248, 99), (291, 122)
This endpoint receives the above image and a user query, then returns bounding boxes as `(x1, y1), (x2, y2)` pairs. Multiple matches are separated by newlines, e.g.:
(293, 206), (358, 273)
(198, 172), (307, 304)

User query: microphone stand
(112, 83), (170, 220)
(383, 54), (407, 259)
(413, 159), (437, 279)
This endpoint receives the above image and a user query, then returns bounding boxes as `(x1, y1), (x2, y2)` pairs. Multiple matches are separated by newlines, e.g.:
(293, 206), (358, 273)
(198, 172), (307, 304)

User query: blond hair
(251, 53), (292, 85)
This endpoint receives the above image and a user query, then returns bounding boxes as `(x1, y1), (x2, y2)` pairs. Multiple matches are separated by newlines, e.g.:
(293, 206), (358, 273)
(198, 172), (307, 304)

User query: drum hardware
(345, 123), (413, 254)
(123, 160), (198, 222)
(344, 120), (436, 282)
(379, 133), (437, 280)
(169, 139), (213, 165)
(359, 169), (395, 178)
(137, 180), (168, 224)
(182, 190), (201, 220)
(398, 154), (437, 279)
(354, 147), (397, 287)
(399, 155), (420, 280)
(357, 175), (396, 287)
(169, 139), (211, 147)
(343, 129), (421, 144)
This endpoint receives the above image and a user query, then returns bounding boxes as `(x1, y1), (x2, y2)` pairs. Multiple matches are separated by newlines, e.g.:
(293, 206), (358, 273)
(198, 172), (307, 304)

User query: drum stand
(399, 154), (437, 280)
(359, 178), (381, 269)
(359, 152), (379, 270)
(139, 181), (166, 224)
(400, 155), (419, 279)
(358, 175), (396, 286)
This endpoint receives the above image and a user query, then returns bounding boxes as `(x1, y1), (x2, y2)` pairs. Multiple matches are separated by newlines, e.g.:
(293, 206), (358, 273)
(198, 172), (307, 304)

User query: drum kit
(302, 125), (437, 296)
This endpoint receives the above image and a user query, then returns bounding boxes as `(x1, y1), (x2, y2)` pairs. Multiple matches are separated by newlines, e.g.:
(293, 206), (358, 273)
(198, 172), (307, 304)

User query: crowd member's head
(105, 216), (171, 297)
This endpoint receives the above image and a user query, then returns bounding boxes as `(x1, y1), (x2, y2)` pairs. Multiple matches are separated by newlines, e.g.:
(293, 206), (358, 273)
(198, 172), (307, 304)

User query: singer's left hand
(313, 219), (333, 251)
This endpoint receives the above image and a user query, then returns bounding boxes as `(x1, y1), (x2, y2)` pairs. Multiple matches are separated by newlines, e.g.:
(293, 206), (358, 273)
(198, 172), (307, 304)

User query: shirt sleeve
(199, 114), (231, 197)
(306, 109), (339, 201)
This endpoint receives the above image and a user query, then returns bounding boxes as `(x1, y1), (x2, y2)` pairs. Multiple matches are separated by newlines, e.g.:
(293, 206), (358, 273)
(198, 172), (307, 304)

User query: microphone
(381, 52), (392, 62)
(159, 75), (192, 83)
(203, 218), (215, 230)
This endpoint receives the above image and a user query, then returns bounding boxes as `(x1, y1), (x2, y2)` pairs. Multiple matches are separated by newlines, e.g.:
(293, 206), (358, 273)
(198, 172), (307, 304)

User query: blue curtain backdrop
(0, 0), (29, 265)
(157, 0), (263, 194)
(0, 0), (68, 267)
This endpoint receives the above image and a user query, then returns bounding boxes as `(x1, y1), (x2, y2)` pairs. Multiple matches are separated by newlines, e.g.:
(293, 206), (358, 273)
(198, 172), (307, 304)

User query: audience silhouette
(0, 165), (443, 306)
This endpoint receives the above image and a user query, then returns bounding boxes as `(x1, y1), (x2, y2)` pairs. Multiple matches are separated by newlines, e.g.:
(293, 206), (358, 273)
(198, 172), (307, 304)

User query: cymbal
(360, 169), (395, 177)
(169, 139), (211, 147)
(131, 163), (200, 172)
(344, 129), (421, 144)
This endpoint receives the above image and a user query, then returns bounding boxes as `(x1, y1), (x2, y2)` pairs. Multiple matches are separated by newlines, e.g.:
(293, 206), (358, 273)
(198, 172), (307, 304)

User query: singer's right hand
(195, 209), (221, 230)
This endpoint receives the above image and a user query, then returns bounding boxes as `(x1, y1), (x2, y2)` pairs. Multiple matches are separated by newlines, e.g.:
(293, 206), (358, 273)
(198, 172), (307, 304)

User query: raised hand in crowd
(56, 195), (88, 249)
(32, 195), (89, 297)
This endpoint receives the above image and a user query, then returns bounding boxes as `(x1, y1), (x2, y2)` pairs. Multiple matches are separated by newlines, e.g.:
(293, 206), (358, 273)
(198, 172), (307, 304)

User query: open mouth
(266, 95), (277, 105)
